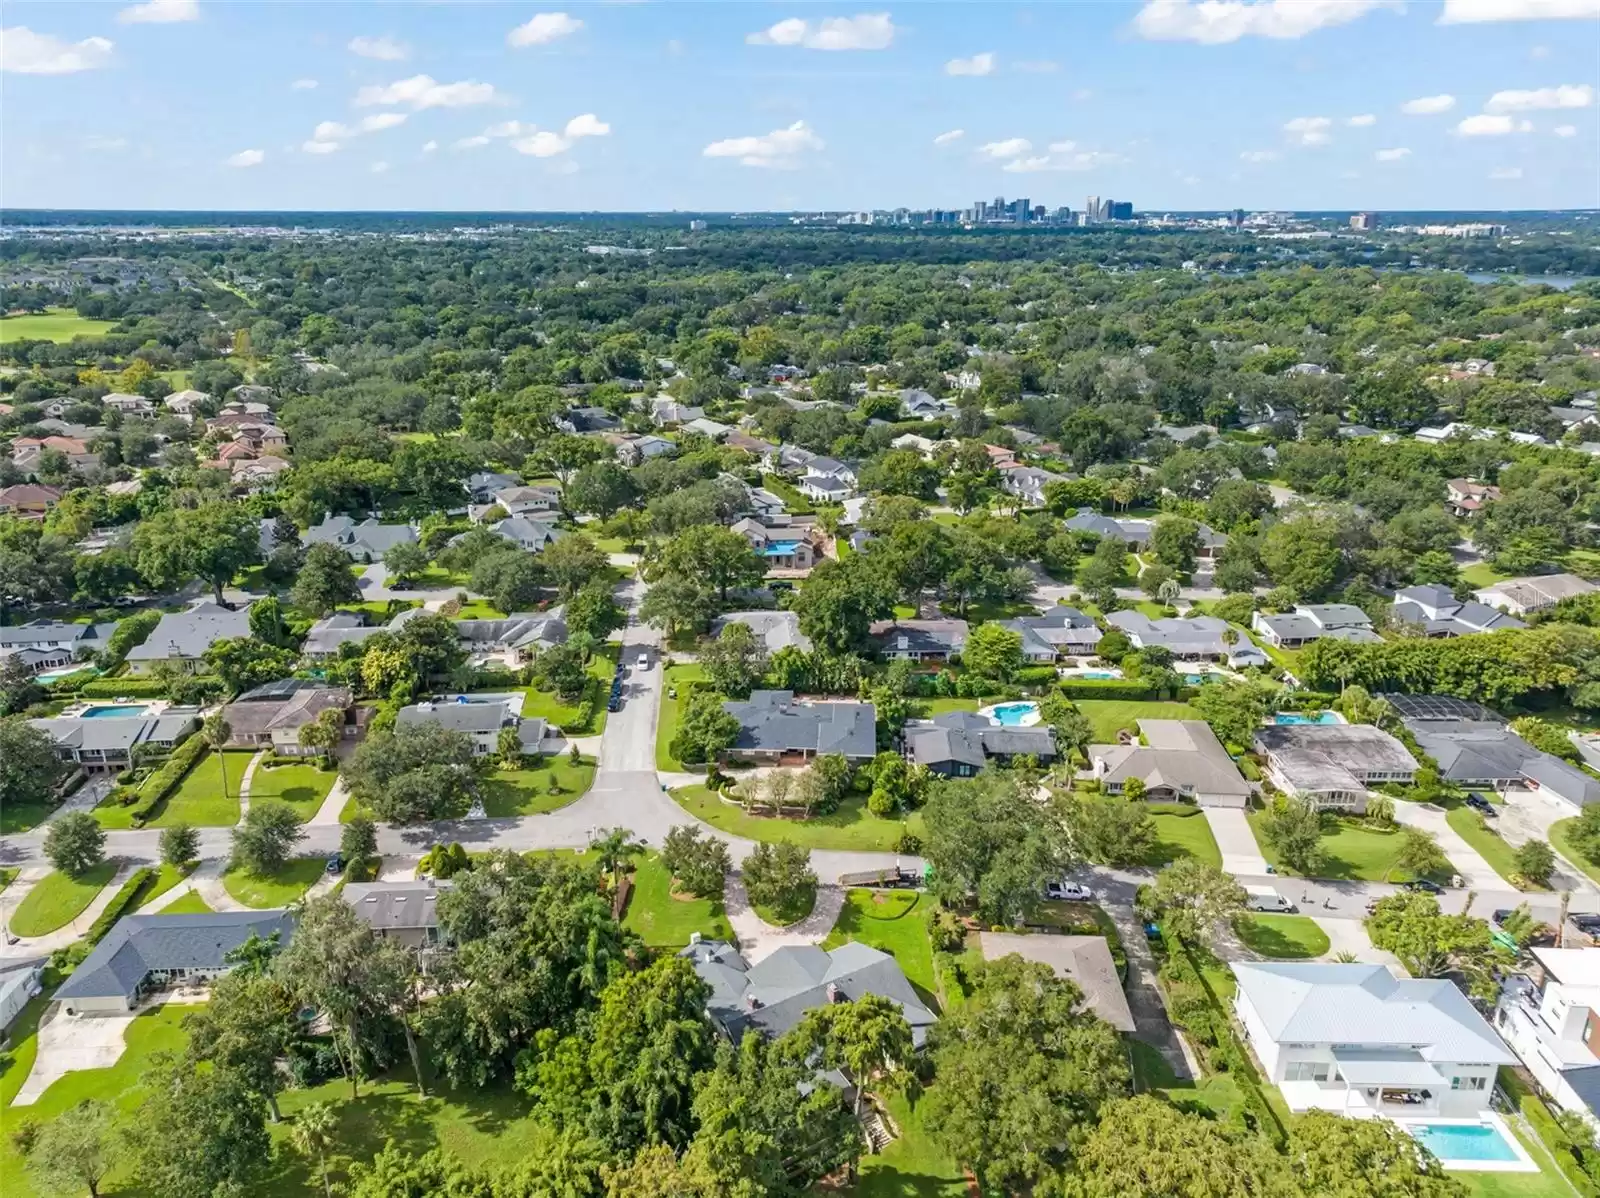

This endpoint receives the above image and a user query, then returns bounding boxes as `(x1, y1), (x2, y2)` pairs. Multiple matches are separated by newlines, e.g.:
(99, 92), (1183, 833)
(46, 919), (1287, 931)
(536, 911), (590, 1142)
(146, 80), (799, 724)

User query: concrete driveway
(1392, 801), (1508, 890)
(1493, 791), (1599, 897)
(1204, 807), (1271, 874)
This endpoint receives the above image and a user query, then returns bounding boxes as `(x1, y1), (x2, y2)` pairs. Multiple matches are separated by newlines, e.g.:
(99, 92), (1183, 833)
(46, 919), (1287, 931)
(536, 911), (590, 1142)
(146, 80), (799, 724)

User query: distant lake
(1463, 272), (1589, 290)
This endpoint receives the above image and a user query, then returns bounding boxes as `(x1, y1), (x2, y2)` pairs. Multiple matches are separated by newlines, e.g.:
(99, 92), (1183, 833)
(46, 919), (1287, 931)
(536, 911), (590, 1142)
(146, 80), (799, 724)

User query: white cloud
(1133, 0), (1397, 43)
(508, 12), (584, 48)
(453, 134), (491, 150)
(1401, 94), (1456, 115)
(703, 120), (824, 168)
(2, 27), (114, 74)
(746, 13), (896, 50)
(1457, 113), (1534, 135)
(422, 140), (438, 152)
(225, 148), (264, 167)
(1047, 140), (1078, 153)
(118, 0), (198, 24)
(1375, 146), (1412, 160)
(84, 135), (128, 151)
(1485, 84), (1594, 112)
(1240, 149), (1280, 161)
(1490, 165), (1524, 177)
(1001, 148), (1125, 172)
(979, 137), (1032, 159)
(358, 112), (408, 133)
(564, 113), (609, 138)
(1555, 123), (1578, 136)
(291, 77), (317, 90)
(512, 131), (572, 157)
(312, 120), (352, 141)
(933, 128), (964, 145)
(1347, 113), (1377, 126)
(945, 51), (995, 76)
(303, 139), (340, 154)
(1440, 0), (1599, 22)
(1284, 115), (1333, 145)
(371, 161), (390, 174)
(485, 120), (534, 138)
(348, 35), (409, 61)
(354, 75), (500, 110)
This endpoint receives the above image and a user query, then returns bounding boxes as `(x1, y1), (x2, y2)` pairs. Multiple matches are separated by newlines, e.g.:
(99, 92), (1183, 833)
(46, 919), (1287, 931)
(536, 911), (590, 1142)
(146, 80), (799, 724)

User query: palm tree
(591, 826), (645, 893)
(202, 712), (233, 799)
(1156, 577), (1181, 604)
(289, 1101), (339, 1198)
(496, 725), (523, 769)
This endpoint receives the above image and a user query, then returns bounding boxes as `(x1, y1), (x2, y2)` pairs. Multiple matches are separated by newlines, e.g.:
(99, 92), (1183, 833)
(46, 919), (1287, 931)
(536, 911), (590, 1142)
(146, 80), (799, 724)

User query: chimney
(744, 993), (761, 1010)
(827, 983), (842, 1003)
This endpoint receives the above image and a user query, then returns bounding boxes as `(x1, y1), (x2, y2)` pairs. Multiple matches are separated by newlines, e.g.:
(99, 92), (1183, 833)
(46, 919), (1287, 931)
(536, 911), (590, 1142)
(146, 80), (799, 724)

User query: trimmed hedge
(126, 735), (208, 826)
(1013, 665), (1059, 686)
(1059, 679), (1162, 701)
(1521, 1091), (1600, 1196)
(85, 867), (155, 946)
(79, 677), (173, 699)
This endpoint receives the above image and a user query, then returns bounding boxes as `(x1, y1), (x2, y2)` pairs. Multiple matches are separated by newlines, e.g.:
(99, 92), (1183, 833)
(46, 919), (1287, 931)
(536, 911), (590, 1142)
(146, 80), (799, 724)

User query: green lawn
(0, 868), (15, 892)
(248, 759), (338, 822)
(519, 644), (618, 736)
(854, 1090), (967, 1198)
(1549, 818), (1600, 886)
(914, 697), (982, 717)
(221, 857), (326, 908)
(93, 748), (247, 829)
(452, 599), (506, 619)
(620, 854), (732, 948)
(1077, 699), (1201, 743)
(337, 599), (420, 621)
(656, 662), (710, 771)
(1147, 803), (1223, 868)
(133, 863), (190, 910)
(760, 473), (814, 514)
(1460, 561), (1513, 589)
(158, 890), (213, 914)
(7, 862), (118, 937)
(1231, 913), (1331, 959)
(0, 307), (115, 344)
(674, 785), (925, 852)
(1459, 1118), (1590, 1198)
(754, 882), (817, 928)
(1129, 1036), (1250, 1121)
(824, 889), (938, 998)
(1447, 805), (1545, 890)
(0, 798), (55, 835)
(1248, 812), (1424, 882)
(478, 757), (596, 817)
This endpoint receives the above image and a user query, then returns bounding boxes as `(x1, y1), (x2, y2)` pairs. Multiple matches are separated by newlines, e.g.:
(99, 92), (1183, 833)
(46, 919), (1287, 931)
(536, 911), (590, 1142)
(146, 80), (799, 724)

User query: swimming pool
(35, 666), (95, 684)
(761, 542), (801, 557)
(1273, 711), (1344, 725)
(986, 702), (1041, 727)
(1079, 670), (1120, 680)
(79, 704), (151, 718)
(1406, 1121), (1525, 1167)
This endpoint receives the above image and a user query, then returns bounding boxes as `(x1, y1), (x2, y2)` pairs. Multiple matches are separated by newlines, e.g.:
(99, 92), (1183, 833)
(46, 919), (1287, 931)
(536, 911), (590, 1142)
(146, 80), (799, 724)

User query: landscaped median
(479, 756), (597, 817)
(671, 784), (924, 852)
(655, 663), (709, 771)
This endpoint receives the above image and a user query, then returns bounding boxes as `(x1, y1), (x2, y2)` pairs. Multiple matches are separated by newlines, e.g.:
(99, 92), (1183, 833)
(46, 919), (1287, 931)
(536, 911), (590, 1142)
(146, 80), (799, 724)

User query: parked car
(637, 653), (650, 670)
(1402, 879), (1443, 895)
(1570, 914), (1600, 936)
(325, 854), (344, 875)
(1044, 881), (1093, 902)
(1465, 793), (1496, 816)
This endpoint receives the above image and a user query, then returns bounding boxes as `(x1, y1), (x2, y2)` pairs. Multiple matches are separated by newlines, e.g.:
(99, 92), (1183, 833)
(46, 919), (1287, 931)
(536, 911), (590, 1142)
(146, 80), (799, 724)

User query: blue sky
(3, 1), (1597, 212)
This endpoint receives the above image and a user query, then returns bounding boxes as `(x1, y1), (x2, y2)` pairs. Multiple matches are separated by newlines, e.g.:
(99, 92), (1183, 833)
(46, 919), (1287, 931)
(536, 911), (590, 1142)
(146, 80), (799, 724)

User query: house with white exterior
(1497, 948), (1600, 1128)
(869, 619), (968, 663)
(1474, 573), (1598, 618)
(1252, 604), (1381, 649)
(1253, 723), (1418, 812)
(1087, 719), (1252, 807)
(31, 710), (199, 773)
(396, 693), (548, 755)
(1105, 611), (1233, 660)
(1391, 585), (1526, 638)
(998, 464), (1068, 508)
(303, 515), (418, 564)
(1234, 961), (1515, 1119)
(731, 518), (824, 574)
(0, 619), (119, 676)
(997, 607), (1102, 661)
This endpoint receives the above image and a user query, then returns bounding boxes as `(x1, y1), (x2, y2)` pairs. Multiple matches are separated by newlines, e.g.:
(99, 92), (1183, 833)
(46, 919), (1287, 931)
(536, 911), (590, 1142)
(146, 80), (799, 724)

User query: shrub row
(85, 867), (156, 946)
(1058, 679), (1162, 701)
(79, 677), (173, 699)
(1521, 1092), (1600, 1196)
(125, 735), (209, 826)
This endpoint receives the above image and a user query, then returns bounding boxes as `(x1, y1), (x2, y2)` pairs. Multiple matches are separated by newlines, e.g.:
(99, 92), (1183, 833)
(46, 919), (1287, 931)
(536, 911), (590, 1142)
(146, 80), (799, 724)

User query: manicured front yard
(8, 862), (119, 937)
(0, 798), (56, 835)
(656, 662), (710, 771)
(133, 863), (190, 910)
(1447, 805), (1545, 890)
(1076, 699), (1200, 743)
(1549, 817), (1600, 886)
(674, 785), (924, 852)
(620, 854), (731, 948)
(1231, 913), (1331, 959)
(93, 748), (248, 829)
(248, 759), (339, 822)
(1247, 811), (1422, 881)
(479, 757), (596, 816)
(1147, 803), (1223, 868)
(824, 889), (937, 997)
(519, 643), (618, 736)
(222, 857), (326, 908)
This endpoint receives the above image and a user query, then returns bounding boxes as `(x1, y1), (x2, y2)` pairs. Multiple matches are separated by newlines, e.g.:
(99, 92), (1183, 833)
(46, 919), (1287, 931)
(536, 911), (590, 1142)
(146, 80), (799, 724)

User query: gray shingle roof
(343, 880), (453, 931)
(869, 619), (969, 655)
(32, 712), (197, 754)
(1105, 610), (1230, 656)
(397, 697), (515, 734)
(54, 910), (294, 1003)
(0, 620), (118, 650)
(722, 691), (877, 759)
(303, 516), (417, 560)
(712, 610), (812, 654)
(1254, 724), (1418, 775)
(979, 933), (1136, 1032)
(125, 600), (253, 662)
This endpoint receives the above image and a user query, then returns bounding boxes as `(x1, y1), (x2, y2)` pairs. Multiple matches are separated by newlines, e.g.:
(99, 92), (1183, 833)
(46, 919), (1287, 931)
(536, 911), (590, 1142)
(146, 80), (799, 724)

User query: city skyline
(3, 2), (1598, 212)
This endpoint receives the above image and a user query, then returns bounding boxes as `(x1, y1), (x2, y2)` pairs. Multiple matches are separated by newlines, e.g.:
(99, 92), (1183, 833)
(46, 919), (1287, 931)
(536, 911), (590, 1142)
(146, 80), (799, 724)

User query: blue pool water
(761, 542), (801, 557)
(990, 703), (1039, 727)
(1080, 670), (1119, 680)
(1408, 1122), (1519, 1163)
(1273, 712), (1342, 725)
(79, 704), (150, 718)
(1183, 674), (1209, 685)
(35, 666), (94, 684)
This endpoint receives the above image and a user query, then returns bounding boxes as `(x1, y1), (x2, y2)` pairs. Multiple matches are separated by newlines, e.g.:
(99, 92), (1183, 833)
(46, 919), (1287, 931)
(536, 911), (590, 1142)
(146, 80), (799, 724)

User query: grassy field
(0, 307), (115, 344)
(1147, 803), (1223, 868)
(1447, 805), (1545, 890)
(1460, 561), (1514, 589)
(674, 785), (925, 852)
(478, 757), (595, 817)
(619, 854), (732, 948)
(520, 644), (618, 736)
(823, 889), (938, 998)
(7, 862), (118, 936)
(1077, 699), (1201, 742)
(854, 1090), (967, 1198)
(1231, 913), (1331, 959)
(93, 748), (248, 829)
(1549, 818), (1600, 886)
(221, 857), (326, 907)
(247, 759), (339, 822)
(1248, 812), (1424, 882)
(656, 662), (710, 771)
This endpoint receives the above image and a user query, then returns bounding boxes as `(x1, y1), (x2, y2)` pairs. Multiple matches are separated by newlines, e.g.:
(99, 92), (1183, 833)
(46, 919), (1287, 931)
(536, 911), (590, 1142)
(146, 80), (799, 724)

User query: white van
(1244, 885), (1294, 913)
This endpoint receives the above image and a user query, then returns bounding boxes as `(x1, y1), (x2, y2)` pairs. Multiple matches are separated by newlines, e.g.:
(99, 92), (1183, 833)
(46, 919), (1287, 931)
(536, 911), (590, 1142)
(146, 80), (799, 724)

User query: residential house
(1550, 406), (1600, 432)
(1391, 584), (1526, 638)
(998, 607), (1103, 662)
(1253, 724), (1418, 812)
(30, 710), (199, 774)
(869, 619), (969, 663)
(762, 444), (817, 476)
(464, 471), (519, 503)
(344, 880), (453, 950)
(999, 464), (1067, 507)
(650, 397), (705, 427)
(485, 485), (561, 517)
(486, 515), (564, 553)
(396, 693), (549, 755)
(904, 711), (1057, 777)
(607, 433), (676, 465)
(0, 961), (44, 1033)
(1251, 604), (1381, 649)
(454, 609), (568, 666)
(1105, 611), (1234, 660)
(978, 933), (1136, 1032)
(711, 610), (812, 655)
(0, 483), (66, 517)
(11, 436), (101, 475)
(100, 392), (155, 417)
(1402, 710), (1600, 811)
(1233, 961), (1515, 1118)
(1064, 507), (1152, 550)
(126, 600), (253, 674)
(230, 456), (291, 490)
(682, 938), (938, 1048)
(163, 388), (211, 417)
(0, 619), (119, 676)
(1497, 948), (1600, 1127)
(302, 609), (416, 659)
(684, 417), (733, 440)
(900, 389), (948, 420)
(1153, 423), (1215, 445)
(720, 690), (877, 763)
(562, 407), (620, 433)
(1446, 479), (1502, 519)
(891, 432), (938, 457)
(799, 473), (853, 503)
(724, 431), (777, 456)
(221, 680), (356, 755)
(52, 911), (296, 1016)
(718, 473), (788, 522)
(731, 518), (824, 574)
(1474, 573), (1598, 618)
(1087, 719), (1252, 807)
(303, 515), (418, 564)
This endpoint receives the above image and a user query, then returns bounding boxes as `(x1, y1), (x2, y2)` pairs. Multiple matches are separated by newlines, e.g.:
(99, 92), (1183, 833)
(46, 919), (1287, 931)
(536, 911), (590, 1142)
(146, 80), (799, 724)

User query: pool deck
(1394, 1113), (1540, 1173)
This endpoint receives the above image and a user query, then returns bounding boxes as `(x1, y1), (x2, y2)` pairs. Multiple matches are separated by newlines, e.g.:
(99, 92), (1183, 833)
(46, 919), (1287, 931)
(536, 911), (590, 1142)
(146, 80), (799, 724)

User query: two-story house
(1498, 948), (1600, 1128)
(1446, 478), (1502, 519)
(730, 518), (823, 574)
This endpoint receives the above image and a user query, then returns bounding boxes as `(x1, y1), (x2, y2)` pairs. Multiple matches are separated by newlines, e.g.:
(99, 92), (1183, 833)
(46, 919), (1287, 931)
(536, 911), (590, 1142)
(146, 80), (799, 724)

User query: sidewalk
(1310, 916), (1400, 967)
(308, 775), (350, 826)
(235, 749), (267, 822)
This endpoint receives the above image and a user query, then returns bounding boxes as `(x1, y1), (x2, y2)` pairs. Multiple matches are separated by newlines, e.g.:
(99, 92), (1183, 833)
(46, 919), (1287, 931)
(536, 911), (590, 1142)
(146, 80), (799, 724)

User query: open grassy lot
(1231, 913), (1330, 959)
(1147, 803), (1223, 868)
(1447, 805), (1546, 890)
(1248, 812), (1424, 882)
(1549, 817), (1600, 886)
(248, 759), (339, 822)
(8, 861), (118, 936)
(673, 785), (924, 852)
(620, 854), (731, 948)
(520, 643), (618, 736)
(93, 748), (248, 829)
(656, 662), (710, 771)
(221, 857), (326, 908)
(0, 307), (115, 344)
(1076, 699), (1200, 743)
(824, 888), (937, 997)
(479, 756), (595, 817)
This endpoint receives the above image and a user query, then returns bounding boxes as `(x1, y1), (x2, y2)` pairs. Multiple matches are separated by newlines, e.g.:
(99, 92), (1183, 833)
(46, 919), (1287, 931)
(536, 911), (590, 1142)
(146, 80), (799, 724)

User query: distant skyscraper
(1109, 200), (1133, 221)
(993, 196), (1006, 219)
(1085, 195), (1102, 223)
(1350, 212), (1379, 231)
(1232, 208), (1246, 228)
(688, 219), (707, 231)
